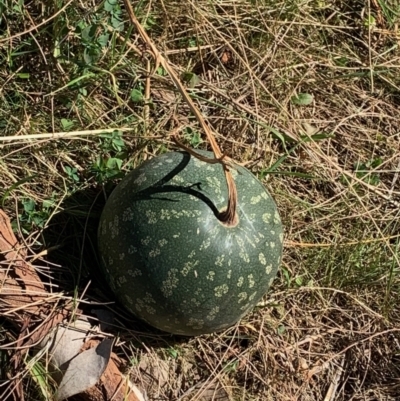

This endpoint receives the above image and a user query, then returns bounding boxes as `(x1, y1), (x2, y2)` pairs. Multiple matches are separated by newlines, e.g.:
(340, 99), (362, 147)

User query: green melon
(98, 150), (283, 335)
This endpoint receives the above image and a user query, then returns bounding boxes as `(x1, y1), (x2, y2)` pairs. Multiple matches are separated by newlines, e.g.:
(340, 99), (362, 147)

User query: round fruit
(98, 150), (283, 335)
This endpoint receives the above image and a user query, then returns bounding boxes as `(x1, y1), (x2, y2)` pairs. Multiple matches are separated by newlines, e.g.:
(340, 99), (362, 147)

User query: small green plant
(291, 93), (314, 106)
(61, 118), (74, 131)
(183, 127), (203, 148)
(354, 157), (382, 185)
(223, 359), (239, 373)
(104, 0), (125, 31)
(90, 131), (127, 183)
(363, 15), (376, 28)
(166, 347), (179, 359)
(99, 130), (126, 153)
(130, 86), (144, 102)
(63, 165), (80, 183)
(17, 197), (56, 233)
(91, 156), (124, 183)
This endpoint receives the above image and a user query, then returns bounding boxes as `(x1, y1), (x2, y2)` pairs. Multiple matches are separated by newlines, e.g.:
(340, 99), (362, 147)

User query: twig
(122, 0), (238, 226)
(323, 355), (345, 401)
(144, 57), (151, 132)
(0, 128), (135, 143)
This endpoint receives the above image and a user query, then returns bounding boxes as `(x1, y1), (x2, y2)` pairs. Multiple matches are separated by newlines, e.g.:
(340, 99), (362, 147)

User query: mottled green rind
(98, 151), (283, 336)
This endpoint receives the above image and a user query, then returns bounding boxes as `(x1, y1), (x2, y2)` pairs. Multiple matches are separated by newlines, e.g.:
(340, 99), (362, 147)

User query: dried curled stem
(122, 0), (238, 226)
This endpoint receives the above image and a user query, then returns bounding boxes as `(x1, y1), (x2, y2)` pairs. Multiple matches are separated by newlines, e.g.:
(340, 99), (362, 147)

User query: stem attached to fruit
(123, 0), (238, 227)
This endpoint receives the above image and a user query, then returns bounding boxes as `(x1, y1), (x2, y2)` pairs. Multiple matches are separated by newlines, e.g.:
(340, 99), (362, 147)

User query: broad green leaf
(104, 0), (117, 12)
(291, 93), (314, 106)
(81, 25), (97, 42)
(97, 33), (110, 48)
(130, 88), (143, 102)
(61, 118), (74, 131)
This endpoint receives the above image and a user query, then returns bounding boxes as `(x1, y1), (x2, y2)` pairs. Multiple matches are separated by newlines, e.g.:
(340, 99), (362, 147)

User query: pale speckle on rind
(265, 264), (273, 275)
(248, 291), (257, 301)
(172, 175), (185, 183)
(128, 245), (138, 254)
(206, 306), (220, 321)
(122, 207), (133, 222)
(159, 238), (168, 247)
(237, 277), (244, 287)
(206, 271), (215, 281)
(248, 274), (255, 288)
(250, 195), (262, 205)
(215, 255), (225, 267)
(101, 220), (107, 236)
(146, 210), (157, 224)
(134, 172), (147, 185)
(274, 210), (281, 224)
(279, 232), (284, 243)
(143, 292), (156, 305)
(236, 237), (250, 262)
(190, 298), (201, 307)
(238, 292), (247, 303)
(200, 237), (211, 250)
(161, 269), (179, 297)
(160, 208), (202, 220)
(259, 253), (266, 265)
(181, 260), (199, 276)
(141, 236), (151, 246)
(270, 242), (276, 249)
(119, 175), (131, 189)
(262, 212), (271, 224)
(239, 251), (250, 263)
(149, 248), (161, 258)
(268, 277), (275, 287)
(193, 157), (203, 169)
(187, 318), (204, 329)
(135, 298), (156, 315)
(125, 295), (133, 305)
(227, 270), (232, 279)
(230, 168), (238, 179)
(244, 234), (256, 248)
(109, 215), (119, 239)
(119, 253), (125, 260)
(214, 284), (229, 297)
(206, 176), (222, 195)
(236, 236), (245, 249)
(188, 194), (199, 202)
(128, 268), (142, 277)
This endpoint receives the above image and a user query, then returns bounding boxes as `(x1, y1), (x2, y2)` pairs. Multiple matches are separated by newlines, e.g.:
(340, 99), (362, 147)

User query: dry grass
(1, 0), (400, 400)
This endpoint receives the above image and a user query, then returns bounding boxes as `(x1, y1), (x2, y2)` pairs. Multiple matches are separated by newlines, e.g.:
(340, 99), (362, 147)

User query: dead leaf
(57, 338), (113, 400)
